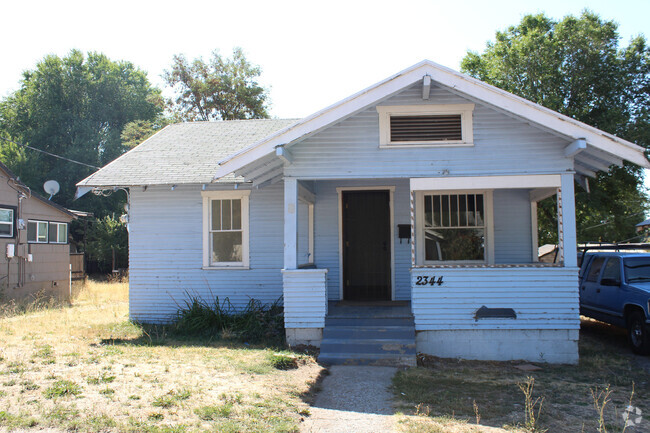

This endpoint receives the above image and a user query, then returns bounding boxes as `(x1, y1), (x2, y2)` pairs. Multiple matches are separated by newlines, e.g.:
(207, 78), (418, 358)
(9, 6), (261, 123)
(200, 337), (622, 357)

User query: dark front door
(342, 190), (391, 301)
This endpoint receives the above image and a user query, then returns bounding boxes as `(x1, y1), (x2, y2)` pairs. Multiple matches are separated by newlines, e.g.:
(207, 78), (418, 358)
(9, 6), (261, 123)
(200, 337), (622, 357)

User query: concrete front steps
(318, 302), (416, 367)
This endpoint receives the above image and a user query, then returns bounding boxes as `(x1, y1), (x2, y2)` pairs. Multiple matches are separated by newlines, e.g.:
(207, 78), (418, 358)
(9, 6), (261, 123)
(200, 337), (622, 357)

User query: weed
(152, 394), (177, 409)
(269, 353), (299, 370)
(100, 387), (115, 396)
(518, 376), (546, 432)
(3, 379), (16, 387)
(148, 412), (164, 421)
(0, 390), (5, 397)
(128, 394), (141, 400)
(0, 410), (39, 428)
(194, 403), (233, 420)
(591, 386), (612, 433)
(174, 295), (285, 344)
(33, 344), (54, 363)
(20, 380), (39, 391)
(220, 391), (243, 405)
(6, 361), (24, 374)
(44, 380), (82, 399)
(473, 400), (480, 425)
(46, 405), (80, 423)
(87, 372), (116, 384)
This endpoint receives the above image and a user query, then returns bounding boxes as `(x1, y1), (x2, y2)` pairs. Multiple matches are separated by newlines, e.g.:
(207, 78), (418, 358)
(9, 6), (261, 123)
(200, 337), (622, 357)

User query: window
(601, 258), (621, 284)
(422, 193), (486, 262)
(586, 257), (606, 282)
(202, 191), (250, 268)
(49, 222), (68, 244)
(0, 207), (15, 238)
(377, 104), (474, 147)
(27, 220), (49, 243)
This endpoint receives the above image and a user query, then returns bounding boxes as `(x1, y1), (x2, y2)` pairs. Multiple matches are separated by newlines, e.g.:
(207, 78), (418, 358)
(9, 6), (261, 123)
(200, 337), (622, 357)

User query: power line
(0, 136), (100, 170)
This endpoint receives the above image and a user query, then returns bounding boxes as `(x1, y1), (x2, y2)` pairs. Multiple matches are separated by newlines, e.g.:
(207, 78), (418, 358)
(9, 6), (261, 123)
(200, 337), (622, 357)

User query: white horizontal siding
(128, 184), (284, 323)
(286, 82), (571, 179)
(282, 269), (327, 328)
(411, 267), (579, 330)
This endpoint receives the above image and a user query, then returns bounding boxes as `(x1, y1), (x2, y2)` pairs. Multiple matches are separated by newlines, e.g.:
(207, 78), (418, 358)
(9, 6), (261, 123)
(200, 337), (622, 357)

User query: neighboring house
(77, 60), (649, 364)
(0, 162), (76, 300)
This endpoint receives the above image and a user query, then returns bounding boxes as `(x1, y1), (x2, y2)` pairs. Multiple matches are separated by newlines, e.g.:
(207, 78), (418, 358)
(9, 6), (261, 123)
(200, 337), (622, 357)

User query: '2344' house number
(414, 276), (444, 286)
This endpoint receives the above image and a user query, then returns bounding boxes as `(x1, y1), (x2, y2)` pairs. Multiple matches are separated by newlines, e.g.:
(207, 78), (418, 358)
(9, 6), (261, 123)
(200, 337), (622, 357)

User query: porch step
(318, 306), (416, 367)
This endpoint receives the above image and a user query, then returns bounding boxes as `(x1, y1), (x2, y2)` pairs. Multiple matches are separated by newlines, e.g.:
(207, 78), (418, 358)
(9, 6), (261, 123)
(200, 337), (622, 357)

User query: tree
(461, 11), (650, 244)
(0, 50), (163, 216)
(164, 47), (269, 121)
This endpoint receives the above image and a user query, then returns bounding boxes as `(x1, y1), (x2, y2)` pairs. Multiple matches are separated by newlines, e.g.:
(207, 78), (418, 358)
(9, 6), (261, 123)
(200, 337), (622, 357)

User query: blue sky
(2, 0), (648, 118)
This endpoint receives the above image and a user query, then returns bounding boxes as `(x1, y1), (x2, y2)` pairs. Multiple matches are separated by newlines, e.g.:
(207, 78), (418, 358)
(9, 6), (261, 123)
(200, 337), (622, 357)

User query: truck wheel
(627, 311), (650, 355)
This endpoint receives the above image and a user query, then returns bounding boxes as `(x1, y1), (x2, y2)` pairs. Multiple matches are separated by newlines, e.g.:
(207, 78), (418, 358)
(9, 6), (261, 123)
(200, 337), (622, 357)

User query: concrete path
(301, 366), (398, 433)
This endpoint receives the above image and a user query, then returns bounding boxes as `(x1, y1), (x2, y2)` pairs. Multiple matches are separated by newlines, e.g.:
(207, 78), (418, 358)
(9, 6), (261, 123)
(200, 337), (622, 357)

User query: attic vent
(390, 115), (462, 142)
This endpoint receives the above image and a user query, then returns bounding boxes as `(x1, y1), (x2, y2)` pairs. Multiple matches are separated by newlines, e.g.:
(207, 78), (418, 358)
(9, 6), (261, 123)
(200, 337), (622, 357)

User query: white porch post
(284, 177), (298, 270)
(560, 173), (577, 267)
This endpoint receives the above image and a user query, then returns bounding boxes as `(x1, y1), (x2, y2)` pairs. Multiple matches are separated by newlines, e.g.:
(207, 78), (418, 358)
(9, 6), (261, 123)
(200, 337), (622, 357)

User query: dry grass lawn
(393, 319), (650, 433)
(0, 279), (324, 432)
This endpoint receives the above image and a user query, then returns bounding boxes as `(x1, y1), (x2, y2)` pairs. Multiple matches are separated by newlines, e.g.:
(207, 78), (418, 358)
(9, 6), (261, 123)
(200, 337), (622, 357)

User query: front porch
(280, 173), (579, 364)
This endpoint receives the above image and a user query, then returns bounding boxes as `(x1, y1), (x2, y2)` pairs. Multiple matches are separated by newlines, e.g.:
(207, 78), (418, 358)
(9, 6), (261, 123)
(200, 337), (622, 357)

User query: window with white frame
(27, 220), (49, 243)
(422, 193), (486, 262)
(49, 222), (68, 244)
(377, 104), (474, 146)
(202, 191), (250, 268)
(0, 207), (14, 238)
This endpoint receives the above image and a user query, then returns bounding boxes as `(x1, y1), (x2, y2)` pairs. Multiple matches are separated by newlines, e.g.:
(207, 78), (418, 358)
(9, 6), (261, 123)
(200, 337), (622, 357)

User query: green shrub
(174, 295), (284, 344)
(268, 353), (299, 370)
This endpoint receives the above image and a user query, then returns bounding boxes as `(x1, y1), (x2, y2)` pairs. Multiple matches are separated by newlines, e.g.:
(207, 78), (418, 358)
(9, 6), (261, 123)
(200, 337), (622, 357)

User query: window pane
(58, 224), (68, 243)
(424, 195), (432, 228)
(425, 228), (485, 261)
(0, 209), (12, 223)
(459, 195), (467, 226)
(49, 223), (57, 242)
(476, 195), (484, 225)
(231, 199), (241, 230)
(212, 232), (242, 263)
(0, 223), (11, 236)
(587, 257), (605, 282)
(222, 200), (232, 230)
(38, 222), (48, 242)
(441, 195), (449, 227)
(211, 200), (221, 231)
(450, 195), (458, 227)
(27, 222), (36, 242)
(467, 195), (476, 225)
(601, 258), (620, 282)
(433, 195), (441, 227)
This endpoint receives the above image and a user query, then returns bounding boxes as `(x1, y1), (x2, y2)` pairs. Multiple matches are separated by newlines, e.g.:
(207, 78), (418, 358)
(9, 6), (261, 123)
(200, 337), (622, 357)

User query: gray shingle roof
(77, 119), (298, 187)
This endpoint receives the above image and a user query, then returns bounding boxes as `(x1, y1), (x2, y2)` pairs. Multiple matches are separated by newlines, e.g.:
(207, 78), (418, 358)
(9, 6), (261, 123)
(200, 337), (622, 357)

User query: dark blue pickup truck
(579, 252), (650, 355)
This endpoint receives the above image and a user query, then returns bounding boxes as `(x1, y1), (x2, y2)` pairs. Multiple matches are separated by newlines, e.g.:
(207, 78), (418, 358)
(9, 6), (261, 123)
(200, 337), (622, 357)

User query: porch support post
(559, 173), (578, 267)
(284, 177), (298, 270)
(410, 190), (416, 267)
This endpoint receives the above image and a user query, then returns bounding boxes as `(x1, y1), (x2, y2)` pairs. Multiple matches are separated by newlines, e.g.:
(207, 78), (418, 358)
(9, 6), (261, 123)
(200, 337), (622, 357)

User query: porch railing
(282, 268), (328, 328)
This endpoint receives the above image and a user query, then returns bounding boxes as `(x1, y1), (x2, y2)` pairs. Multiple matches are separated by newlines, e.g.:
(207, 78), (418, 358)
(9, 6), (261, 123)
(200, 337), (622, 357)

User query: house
(0, 162), (76, 301)
(76, 60), (649, 364)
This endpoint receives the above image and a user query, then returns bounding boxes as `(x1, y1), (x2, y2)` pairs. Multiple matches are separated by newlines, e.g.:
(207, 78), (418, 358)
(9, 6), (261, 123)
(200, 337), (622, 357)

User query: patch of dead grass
(0, 278), (324, 432)
(393, 318), (650, 433)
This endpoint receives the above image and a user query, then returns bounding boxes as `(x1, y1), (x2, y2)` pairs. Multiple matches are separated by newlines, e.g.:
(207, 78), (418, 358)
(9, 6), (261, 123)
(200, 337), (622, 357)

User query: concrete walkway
(301, 366), (398, 433)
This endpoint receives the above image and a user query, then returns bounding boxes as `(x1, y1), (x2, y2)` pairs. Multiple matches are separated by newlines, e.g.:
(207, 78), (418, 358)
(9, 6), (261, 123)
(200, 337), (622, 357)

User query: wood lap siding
(411, 267), (579, 330)
(285, 82), (571, 179)
(128, 184), (284, 323)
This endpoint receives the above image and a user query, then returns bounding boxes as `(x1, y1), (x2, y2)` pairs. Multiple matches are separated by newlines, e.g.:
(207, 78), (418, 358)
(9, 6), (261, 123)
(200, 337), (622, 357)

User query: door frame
(337, 186), (395, 301)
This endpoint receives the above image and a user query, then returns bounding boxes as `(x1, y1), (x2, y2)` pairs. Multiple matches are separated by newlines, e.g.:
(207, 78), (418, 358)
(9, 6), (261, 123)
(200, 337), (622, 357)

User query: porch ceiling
(234, 153), (284, 187)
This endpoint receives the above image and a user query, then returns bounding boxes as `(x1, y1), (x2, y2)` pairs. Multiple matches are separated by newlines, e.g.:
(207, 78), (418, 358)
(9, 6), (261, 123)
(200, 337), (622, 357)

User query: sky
(2, 0), (649, 119)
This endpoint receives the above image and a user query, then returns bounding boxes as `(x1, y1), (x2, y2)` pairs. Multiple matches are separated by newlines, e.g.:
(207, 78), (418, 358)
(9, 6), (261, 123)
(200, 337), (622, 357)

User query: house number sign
(415, 276), (444, 286)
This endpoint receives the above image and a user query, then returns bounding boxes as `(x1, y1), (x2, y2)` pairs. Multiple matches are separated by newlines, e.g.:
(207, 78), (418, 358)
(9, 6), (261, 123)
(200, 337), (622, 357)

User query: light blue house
(77, 61), (649, 365)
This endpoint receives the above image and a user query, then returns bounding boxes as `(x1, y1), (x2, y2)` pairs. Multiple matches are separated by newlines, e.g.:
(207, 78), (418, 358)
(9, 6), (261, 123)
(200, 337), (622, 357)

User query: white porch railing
(411, 266), (579, 330)
(282, 268), (328, 328)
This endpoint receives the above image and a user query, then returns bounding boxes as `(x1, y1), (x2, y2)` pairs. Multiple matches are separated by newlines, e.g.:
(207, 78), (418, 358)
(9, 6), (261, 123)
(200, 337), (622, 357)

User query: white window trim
(0, 207), (14, 238)
(201, 190), (250, 269)
(415, 190), (494, 266)
(49, 222), (68, 244)
(377, 104), (475, 147)
(28, 220), (49, 244)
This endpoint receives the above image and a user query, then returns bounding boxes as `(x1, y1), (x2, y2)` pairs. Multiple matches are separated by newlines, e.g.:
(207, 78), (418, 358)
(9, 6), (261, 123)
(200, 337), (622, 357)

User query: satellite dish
(43, 180), (60, 200)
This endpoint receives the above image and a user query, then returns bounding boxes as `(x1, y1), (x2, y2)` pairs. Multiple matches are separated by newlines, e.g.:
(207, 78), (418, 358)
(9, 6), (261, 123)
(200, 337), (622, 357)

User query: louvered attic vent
(390, 114), (462, 142)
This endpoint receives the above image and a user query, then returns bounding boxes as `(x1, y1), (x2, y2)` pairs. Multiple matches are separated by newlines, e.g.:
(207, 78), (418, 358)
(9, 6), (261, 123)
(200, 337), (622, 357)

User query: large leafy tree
(164, 47), (269, 121)
(462, 11), (650, 244)
(0, 50), (163, 271)
(0, 50), (163, 215)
